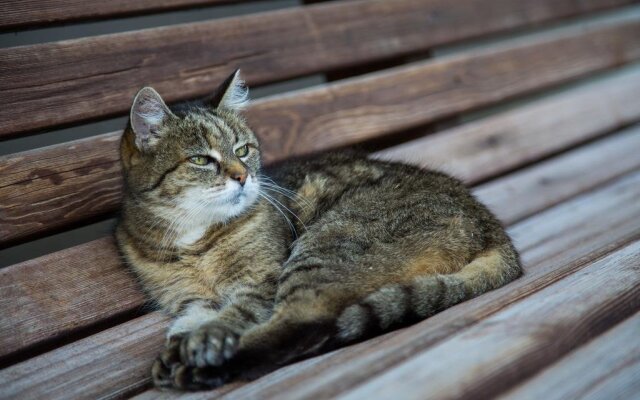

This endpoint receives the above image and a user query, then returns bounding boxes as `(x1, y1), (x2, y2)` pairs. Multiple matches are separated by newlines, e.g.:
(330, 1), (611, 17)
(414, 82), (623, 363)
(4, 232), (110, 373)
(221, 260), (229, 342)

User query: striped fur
(336, 243), (520, 342)
(116, 71), (522, 391)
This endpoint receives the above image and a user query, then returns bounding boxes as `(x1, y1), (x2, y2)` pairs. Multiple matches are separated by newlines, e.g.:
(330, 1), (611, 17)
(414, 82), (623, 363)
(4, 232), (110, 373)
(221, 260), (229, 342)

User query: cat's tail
(335, 243), (521, 343)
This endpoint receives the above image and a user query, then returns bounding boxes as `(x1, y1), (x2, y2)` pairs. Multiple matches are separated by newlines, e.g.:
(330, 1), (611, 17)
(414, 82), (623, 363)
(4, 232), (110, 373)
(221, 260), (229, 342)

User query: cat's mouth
(230, 190), (246, 205)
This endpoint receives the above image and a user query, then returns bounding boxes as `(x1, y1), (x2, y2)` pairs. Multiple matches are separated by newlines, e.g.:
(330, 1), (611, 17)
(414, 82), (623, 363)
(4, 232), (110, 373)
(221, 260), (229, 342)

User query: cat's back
(265, 150), (474, 207)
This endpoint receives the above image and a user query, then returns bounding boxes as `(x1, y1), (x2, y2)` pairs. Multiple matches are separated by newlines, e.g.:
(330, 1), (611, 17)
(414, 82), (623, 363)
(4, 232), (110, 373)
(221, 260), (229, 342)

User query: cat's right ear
(130, 87), (175, 151)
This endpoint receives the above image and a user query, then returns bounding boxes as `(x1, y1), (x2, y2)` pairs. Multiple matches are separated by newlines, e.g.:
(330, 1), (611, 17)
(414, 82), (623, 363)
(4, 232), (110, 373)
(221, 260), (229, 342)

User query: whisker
(260, 190), (308, 232)
(257, 176), (313, 209)
(258, 176), (308, 199)
(260, 185), (311, 211)
(258, 192), (297, 239)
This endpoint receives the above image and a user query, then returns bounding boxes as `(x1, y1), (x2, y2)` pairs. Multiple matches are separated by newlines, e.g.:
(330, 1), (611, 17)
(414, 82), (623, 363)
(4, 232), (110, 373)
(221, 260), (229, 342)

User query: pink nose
(230, 171), (247, 186)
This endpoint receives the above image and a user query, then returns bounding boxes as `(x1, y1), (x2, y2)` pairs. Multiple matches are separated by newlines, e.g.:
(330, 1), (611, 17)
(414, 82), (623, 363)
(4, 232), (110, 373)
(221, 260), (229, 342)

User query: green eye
(189, 156), (210, 166)
(235, 144), (249, 158)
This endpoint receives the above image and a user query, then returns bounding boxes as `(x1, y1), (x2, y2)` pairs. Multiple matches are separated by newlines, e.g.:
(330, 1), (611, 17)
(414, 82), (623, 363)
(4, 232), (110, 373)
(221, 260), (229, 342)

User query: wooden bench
(1, 0), (640, 398)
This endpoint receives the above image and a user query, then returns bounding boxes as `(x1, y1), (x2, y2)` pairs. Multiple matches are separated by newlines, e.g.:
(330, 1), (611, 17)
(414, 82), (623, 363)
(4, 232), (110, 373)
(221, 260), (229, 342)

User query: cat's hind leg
(197, 242), (521, 384)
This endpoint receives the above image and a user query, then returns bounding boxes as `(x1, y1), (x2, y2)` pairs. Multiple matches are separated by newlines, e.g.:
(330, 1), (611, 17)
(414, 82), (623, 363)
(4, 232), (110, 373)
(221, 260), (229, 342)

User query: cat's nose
(230, 171), (247, 186)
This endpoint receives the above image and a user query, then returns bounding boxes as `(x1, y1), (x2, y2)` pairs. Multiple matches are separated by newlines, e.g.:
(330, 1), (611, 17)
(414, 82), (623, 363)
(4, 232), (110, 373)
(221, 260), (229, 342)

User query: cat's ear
(209, 69), (249, 111)
(130, 87), (175, 151)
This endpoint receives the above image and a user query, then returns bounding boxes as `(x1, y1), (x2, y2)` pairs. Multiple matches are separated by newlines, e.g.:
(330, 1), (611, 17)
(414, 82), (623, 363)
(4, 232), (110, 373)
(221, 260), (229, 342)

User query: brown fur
(115, 71), (522, 390)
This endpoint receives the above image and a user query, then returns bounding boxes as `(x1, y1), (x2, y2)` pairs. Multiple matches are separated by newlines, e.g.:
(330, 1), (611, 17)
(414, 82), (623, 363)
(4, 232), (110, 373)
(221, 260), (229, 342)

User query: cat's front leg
(153, 291), (275, 390)
(152, 299), (227, 390)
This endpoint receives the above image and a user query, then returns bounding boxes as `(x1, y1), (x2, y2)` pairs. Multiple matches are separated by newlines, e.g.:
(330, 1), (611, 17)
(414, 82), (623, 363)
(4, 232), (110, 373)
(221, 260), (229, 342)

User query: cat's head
(120, 70), (261, 230)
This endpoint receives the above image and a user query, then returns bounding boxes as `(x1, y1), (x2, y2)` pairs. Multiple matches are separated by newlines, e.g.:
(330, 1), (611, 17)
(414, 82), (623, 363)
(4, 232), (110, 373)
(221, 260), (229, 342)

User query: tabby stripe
(237, 291), (273, 304)
(175, 298), (222, 315)
(278, 264), (325, 285)
(233, 305), (259, 325)
(400, 284), (419, 322)
(359, 302), (383, 335)
(279, 283), (323, 302)
(212, 117), (235, 140)
(434, 277), (447, 312)
(175, 298), (200, 315)
(141, 162), (181, 193)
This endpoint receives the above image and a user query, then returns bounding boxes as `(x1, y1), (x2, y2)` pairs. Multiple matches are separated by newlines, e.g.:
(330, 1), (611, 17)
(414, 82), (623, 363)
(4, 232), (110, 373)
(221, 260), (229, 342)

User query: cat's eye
(189, 156), (211, 166)
(235, 144), (249, 158)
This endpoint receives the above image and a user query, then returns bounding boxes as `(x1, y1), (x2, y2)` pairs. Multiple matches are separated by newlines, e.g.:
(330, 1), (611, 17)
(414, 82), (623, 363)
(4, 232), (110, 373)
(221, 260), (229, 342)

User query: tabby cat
(116, 70), (522, 391)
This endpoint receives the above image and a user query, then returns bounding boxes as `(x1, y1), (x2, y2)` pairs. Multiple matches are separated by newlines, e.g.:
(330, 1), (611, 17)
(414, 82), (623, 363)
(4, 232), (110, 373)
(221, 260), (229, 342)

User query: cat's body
(116, 71), (521, 390)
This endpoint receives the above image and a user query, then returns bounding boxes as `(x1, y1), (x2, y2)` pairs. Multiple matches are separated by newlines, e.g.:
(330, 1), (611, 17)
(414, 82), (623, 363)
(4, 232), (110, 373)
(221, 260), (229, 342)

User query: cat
(116, 70), (522, 391)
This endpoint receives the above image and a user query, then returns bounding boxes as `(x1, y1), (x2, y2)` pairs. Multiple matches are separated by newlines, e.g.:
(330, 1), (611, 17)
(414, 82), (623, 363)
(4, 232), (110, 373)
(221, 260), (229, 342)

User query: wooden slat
(4, 24), (640, 246)
(0, 313), (169, 400)
(173, 170), (640, 400)
(337, 242), (640, 400)
(249, 13), (640, 162)
(472, 124), (640, 224)
(499, 311), (640, 400)
(5, 169), (639, 400)
(3, 80), (640, 359)
(1, 1), (640, 136)
(376, 66), (640, 183)
(0, 134), (122, 245)
(0, 237), (145, 360)
(0, 0), (247, 30)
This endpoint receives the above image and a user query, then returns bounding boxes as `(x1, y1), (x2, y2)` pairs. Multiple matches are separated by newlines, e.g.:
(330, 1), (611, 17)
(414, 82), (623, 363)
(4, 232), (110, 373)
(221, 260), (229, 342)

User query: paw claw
(223, 335), (238, 360)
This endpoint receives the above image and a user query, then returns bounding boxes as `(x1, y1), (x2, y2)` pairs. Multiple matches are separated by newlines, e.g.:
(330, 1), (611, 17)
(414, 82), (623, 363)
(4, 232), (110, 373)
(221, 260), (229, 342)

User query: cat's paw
(152, 336), (182, 389)
(179, 323), (239, 368)
(152, 337), (230, 391)
(153, 362), (229, 391)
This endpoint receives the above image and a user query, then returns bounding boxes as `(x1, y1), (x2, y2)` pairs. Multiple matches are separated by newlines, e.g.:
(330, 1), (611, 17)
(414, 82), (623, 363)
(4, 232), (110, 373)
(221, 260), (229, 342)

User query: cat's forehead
(184, 112), (234, 140)
(167, 110), (246, 152)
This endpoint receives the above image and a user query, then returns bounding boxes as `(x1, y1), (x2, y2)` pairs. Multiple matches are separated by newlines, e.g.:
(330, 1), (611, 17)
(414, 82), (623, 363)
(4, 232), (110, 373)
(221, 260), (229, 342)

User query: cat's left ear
(209, 69), (249, 111)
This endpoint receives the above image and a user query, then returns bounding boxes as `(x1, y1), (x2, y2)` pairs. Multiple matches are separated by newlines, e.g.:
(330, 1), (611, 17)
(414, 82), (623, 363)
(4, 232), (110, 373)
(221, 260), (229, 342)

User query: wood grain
(375, 66), (640, 183)
(249, 13), (640, 163)
(0, 237), (146, 360)
(5, 164), (640, 400)
(2, 95), (640, 360)
(0, 134), (122, 246)
(470, 123), (640, 224)
(0, 0), (247, 30)
(337, 241), (640, 400)
(2, 1), (640, 136)
(0, 313), (169, 400)
(180, 170), (640, 400)
(498, 311), (640, 400)
(4, 25), (640, 246)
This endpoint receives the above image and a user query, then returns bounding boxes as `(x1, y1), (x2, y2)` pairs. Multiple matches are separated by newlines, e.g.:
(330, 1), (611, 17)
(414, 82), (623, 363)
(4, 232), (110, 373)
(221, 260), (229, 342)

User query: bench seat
(1, 1), (639, 399)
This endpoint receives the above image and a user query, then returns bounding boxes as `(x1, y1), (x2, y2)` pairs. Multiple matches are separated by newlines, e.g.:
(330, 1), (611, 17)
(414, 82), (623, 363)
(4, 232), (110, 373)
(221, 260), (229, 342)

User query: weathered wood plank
(0, 237), (145, 360)
(0, 134), (122, 245)
(0, 0), (247, 30)
(473, 123), (640, 224)
(2, 1), (640, 136)
(5, 167), (640, 400)
(376, 66), (640, 184)
(336, 241), (640, 400)
(2, 91), (639, 359)
(250, 13), (640, 163)
(4, 29), (640, 246)
(174, 170), (640, 400)
(0, 313), (169, 400)
(498, 311), (640, 400)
